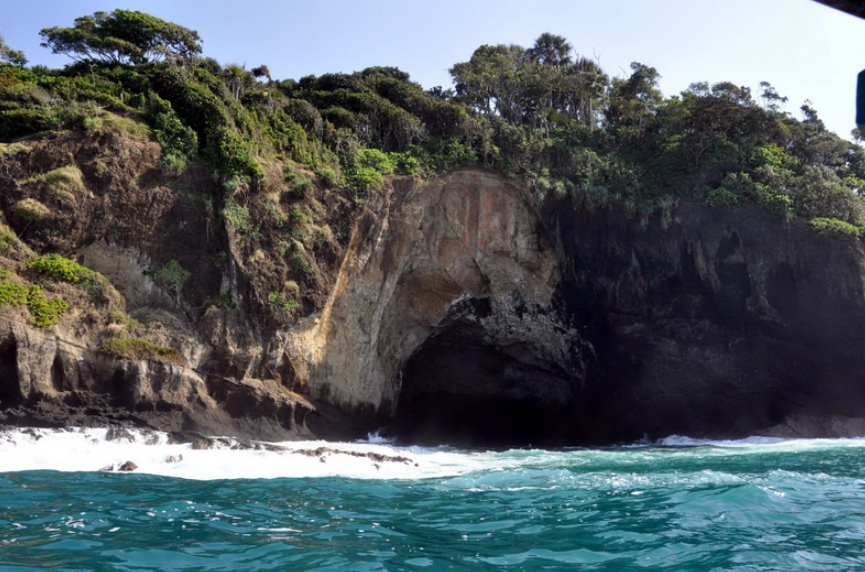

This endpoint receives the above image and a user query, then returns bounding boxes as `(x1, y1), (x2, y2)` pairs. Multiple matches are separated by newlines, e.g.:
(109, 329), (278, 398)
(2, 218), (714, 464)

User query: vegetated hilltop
(1, 10), (865, 443)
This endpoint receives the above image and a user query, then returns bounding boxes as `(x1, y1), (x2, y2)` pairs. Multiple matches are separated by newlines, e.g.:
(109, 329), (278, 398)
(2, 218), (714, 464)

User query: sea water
(1, 428), (865, 570)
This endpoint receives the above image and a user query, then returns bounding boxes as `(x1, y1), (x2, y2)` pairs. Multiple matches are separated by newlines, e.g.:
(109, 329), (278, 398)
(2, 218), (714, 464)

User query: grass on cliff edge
(20, 165), (85, 199)
(99, 337), (184, 366)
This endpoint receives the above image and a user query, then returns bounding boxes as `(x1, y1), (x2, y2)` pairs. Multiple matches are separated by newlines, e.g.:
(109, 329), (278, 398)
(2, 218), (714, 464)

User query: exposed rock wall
(4, 150), (865, 445)
(288, 168), (589, 441)
(546, 200), (865, 442)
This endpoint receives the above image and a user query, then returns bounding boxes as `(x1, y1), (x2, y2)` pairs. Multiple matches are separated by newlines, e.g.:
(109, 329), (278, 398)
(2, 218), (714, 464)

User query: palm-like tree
(224, 63), (251, 101)
(528, 33), (572, 68)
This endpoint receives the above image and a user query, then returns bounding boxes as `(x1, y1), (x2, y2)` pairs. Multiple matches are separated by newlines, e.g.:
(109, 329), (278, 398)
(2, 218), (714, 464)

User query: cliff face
(2, 135), (865, 446)
(287, 168), (589, 444)
(547, 201), (865, 443)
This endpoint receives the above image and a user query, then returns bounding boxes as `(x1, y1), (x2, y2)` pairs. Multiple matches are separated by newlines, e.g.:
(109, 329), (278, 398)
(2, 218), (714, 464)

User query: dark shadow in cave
(0, 339), (22, 408)
(386, 304), (577, 448)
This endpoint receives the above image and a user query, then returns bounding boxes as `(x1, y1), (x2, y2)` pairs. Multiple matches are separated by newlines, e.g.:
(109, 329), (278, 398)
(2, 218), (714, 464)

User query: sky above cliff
(3, 0), (864, 139)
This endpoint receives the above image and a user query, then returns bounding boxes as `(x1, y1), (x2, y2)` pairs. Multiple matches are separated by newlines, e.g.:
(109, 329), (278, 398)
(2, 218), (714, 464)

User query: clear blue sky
(2, 0), (864, 139)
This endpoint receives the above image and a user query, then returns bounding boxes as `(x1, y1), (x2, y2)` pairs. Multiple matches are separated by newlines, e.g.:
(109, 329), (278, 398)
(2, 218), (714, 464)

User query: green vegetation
(20, 165), (85, 198)
(149, 259), (190, 294)
(808, 217), (865, 239)
(268, 291), (299, 312)
(706, 188), (743, 208)
(28, 253), (109, 301)
(0, 221), (25, 255)
(99, 336), (183, 364)
(0, 270), (69, 328)
(26, 285), (69, 327)
(203, 292), (235, 309)
(223, 202), (251, 232)
(0, 271), (28, 307)
(109, 307), (142, 329)
(0, 34), (26, 67)
(29, 253), (94, 282)
(11, 199), (49, 221)
(40, 10), (201, 65)
(0, 142), (28, 155)
(2, 12), (865, 240)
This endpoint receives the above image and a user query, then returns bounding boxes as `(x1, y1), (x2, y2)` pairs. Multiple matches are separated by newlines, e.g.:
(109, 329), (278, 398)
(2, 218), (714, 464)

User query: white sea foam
(3, 427), (865, 481)
(0, 427), (486, 481)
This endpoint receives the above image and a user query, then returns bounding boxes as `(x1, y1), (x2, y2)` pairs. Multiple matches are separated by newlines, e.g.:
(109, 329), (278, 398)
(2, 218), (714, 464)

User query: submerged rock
(117, 461), (138, 472)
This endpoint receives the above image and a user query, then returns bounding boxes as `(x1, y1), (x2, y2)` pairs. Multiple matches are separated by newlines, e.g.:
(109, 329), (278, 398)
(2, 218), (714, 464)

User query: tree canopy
(2, 13), (865, 236)
(39, 10), (202, 65)
(0, 34), (27, 67)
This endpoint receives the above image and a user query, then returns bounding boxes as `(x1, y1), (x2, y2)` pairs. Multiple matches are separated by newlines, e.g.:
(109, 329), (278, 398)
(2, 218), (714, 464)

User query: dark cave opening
(0, 339), (22, 408)
(387, 318), (576, 448)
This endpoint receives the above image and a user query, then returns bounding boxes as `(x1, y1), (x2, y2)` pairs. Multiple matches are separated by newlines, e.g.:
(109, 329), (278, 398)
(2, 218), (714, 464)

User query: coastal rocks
(6, 156), (865, 445)
(545, 200), (865, 442)
(101, 460), (138, 472)
(118, 461), (138, 472)
(288, 167), (591, 443)
(293, 446), (416, 465)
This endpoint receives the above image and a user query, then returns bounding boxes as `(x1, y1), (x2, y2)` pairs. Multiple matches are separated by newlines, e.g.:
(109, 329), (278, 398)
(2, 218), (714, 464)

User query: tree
(608, 62), (662, 130)
(0, 33), (27, 66)
(527, 33), (572, 68)
(40, 10), (202, 65)
(224, 63), (253, 101)
(251, 65), (271, 82)
(759, 81), (788, 112)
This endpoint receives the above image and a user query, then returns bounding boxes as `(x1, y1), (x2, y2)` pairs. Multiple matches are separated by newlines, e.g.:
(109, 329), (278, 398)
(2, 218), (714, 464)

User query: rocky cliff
(3, 131), (865, 446)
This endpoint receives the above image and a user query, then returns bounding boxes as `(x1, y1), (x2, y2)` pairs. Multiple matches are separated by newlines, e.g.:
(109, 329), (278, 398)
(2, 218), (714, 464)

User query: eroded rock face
(6, 160), (865, 446)
(288, 167), (591, 442)
(546, 200), (865, 443)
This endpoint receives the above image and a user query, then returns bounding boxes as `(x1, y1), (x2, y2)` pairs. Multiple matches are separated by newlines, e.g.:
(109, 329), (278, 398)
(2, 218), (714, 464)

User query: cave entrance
(0, 339), (22, 408)
(387, 299), (577, 447)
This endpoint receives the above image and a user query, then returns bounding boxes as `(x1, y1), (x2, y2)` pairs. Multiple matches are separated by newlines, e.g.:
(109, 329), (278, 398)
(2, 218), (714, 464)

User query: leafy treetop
(39, 10), (202, 65)
(0, 34), (27, 67)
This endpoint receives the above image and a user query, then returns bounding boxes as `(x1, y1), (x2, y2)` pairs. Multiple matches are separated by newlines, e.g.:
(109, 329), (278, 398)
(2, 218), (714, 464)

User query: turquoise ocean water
(2, 430), (865, 571)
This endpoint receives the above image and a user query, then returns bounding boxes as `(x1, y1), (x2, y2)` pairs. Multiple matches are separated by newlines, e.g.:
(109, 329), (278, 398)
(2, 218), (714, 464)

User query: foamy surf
(0, 427), (484, 481)
(3, 427), (865, 481)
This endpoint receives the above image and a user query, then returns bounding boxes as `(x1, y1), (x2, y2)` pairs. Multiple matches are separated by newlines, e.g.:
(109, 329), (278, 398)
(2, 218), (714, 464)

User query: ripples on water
(2, 432), (865, 570)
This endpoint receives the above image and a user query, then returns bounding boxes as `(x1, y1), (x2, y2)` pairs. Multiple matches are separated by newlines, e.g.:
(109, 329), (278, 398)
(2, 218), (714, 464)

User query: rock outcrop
(546, 200), (865, 443)
(288, 168), (589, 444)
(3, 141), (865, 446)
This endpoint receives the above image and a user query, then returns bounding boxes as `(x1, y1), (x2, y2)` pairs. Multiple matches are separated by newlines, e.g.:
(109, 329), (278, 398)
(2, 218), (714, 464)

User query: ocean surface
(2, 429), (865, 571)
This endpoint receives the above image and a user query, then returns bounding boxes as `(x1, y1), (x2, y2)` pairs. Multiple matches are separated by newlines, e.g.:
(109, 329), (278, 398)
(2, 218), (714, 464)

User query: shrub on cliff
(99, 337), (184, 365)
(808, 217), (865, 239)
(28, 254), (112, 302)
(0, 270), (69, 328)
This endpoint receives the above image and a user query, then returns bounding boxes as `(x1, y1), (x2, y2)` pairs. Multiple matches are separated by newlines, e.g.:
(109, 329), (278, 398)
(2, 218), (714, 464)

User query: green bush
(145, 94), (198, 159)
(0, 272), (68, 327)
(28, 253), (108, 301)
(29, 253), (95, 283)
(160, 153), (187, 175)
(706, 188), (742, 207)
(0, 225), (22, 255)
(150, 259), (190, 293)
(268, 291), (299, 312)
(808, 217), (865, 239)
(0, 277), (28, 307)
(26, 285), (69, 327)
